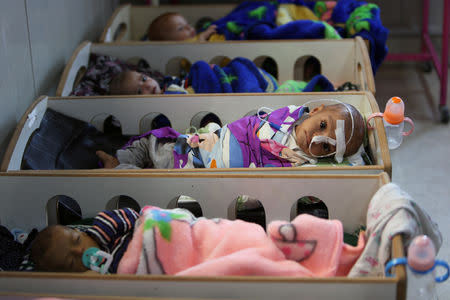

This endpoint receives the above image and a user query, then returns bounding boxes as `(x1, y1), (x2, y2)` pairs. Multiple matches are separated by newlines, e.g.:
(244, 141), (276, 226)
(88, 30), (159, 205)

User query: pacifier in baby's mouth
(82, 247), (113, 274)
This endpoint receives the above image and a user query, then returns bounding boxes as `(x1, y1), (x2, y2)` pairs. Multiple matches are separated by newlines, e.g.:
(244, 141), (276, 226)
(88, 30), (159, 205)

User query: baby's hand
(96, 150), (119, 169)
(197, 24), (217, 42)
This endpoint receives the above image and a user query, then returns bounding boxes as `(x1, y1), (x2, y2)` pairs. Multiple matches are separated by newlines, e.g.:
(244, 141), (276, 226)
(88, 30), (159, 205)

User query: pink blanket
(117, 206), (364, 277)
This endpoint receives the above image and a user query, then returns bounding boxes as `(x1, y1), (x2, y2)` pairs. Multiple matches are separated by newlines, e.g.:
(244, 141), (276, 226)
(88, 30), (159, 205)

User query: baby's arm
(96, 151), (119, 168)
(116, 137), (153, 169)
(96, 137), (153, 169)
(197, 24), (217, 42)
(87, 208), (140, 251)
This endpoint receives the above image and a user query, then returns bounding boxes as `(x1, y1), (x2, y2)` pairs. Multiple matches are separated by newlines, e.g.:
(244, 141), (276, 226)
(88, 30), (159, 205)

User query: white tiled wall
(0, 0), (118, 160)
(0, 0), (35, 162)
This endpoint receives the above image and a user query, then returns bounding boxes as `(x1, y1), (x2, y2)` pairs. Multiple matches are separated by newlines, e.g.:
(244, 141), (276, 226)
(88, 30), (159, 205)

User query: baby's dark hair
(30, 225), (62, 271)
(109, 71), (129, 95)
(147, 12), (181, 41)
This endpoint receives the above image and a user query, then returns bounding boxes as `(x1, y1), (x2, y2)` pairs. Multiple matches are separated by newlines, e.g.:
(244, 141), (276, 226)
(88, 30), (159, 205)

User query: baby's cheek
(308, 143), (324, 156)
(76, 258), (89, 272)
(297, 140), (311, 155)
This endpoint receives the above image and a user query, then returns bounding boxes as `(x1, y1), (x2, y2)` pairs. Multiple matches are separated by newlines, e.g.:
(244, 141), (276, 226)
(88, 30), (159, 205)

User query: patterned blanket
(203, 0), (388, 73)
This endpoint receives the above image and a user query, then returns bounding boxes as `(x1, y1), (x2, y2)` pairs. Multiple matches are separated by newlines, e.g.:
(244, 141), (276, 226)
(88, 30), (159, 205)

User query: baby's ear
(309, 104), (325, 115)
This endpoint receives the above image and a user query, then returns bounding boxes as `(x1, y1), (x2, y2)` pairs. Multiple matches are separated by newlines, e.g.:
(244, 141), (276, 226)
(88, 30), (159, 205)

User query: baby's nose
(145, 80), (156, 89)
(142, 81), (156, 94)
(73, 246), (85, 256)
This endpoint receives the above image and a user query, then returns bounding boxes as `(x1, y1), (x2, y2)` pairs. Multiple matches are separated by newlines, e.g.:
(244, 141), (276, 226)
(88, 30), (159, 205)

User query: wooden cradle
(1, 92), (390, 176)
(0, 171), (405, 300)
(56, 37), (375, 97)
(99, 4), (237, 43)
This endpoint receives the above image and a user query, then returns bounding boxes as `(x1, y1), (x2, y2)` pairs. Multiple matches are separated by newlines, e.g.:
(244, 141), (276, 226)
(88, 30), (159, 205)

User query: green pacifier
(82, 247), (102, 269)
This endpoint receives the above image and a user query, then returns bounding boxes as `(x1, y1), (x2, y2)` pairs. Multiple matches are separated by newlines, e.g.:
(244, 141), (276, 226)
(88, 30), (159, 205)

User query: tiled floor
(374, 61), (450, 298)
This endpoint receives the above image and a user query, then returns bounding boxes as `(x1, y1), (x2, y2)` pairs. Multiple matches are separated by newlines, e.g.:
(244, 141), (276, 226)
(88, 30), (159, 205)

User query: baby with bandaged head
(147, 12), (219, 42)
(96, 100), (366, 169)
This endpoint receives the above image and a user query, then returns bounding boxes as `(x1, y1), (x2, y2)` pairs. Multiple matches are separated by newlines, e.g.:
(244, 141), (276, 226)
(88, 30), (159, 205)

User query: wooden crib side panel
(0, 273), (400, 300)
(55, 41), (92, 97)
(58, 39), (373, 94)
(365, 92), (392, 177)
(355, 36), (376, 95)
(391, 234), (407, 300)
(99, 4), (132, 43)
(47, 92), (375, 134)
(0, 96), (48, 172)
(0, 173), (384, 233)
(91, 40), (360, 89)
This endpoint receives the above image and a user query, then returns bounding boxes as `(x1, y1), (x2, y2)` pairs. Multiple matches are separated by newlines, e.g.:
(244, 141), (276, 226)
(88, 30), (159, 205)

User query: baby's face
(41, 226), (99, 272)
(164, 15), (196, 41)
(295, 104), (350, 157)
(124, 71), (162, 95)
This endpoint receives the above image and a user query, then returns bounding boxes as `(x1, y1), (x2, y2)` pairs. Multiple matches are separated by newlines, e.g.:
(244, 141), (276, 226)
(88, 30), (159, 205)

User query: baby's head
(30, 225), (99, 272)
(109, 70), (162, 95)
(294, 102), (365, 160)
(147, 12), (196, 41)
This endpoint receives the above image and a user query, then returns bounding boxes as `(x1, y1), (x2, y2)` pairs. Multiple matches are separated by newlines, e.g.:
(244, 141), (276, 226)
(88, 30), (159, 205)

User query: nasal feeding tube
(303, 99), (354, 163)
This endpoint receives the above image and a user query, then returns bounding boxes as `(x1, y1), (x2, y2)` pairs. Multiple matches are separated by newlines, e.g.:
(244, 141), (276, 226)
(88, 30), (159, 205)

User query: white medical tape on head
(334, 119), (346, 163)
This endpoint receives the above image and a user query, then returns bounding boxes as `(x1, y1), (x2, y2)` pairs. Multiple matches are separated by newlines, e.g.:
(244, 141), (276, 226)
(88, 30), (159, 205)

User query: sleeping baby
(108, 56), (282, 95)
(147, 12), (220, 42)
(30, 208), (139, 273)
(96, 100), (366, 170)
(30, 206), (364, 276)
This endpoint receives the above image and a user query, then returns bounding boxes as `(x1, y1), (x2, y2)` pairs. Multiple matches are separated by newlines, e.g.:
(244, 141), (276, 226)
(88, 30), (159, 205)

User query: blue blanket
(246, 20), (340, 40)
(211, 1), (278, 40)
(164, 57), (335, 94)
(331, 0), (388, 73)
(187, 57), (278, 93)
(204, 0), (388, 73)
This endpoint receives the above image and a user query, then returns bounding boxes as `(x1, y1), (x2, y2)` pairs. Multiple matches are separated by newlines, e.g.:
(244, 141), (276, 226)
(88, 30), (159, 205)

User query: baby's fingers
(96, 150), (109, 160)
(96, 150), (119, 168)
(206, 24), (217, 32)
